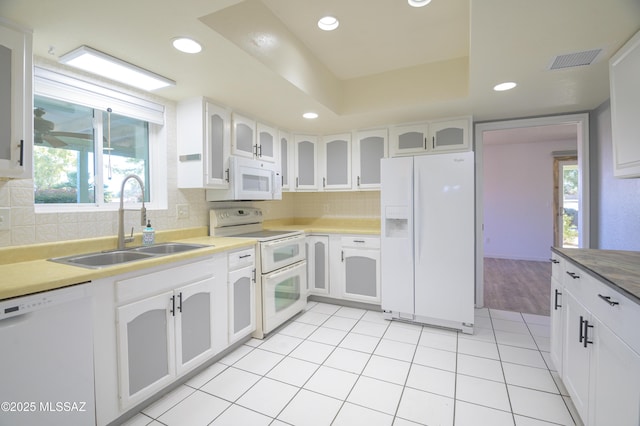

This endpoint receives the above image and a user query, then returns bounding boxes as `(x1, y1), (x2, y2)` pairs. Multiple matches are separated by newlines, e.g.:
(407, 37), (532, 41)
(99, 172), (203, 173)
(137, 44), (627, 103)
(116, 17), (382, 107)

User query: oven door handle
(261, 234), (305, 248)
(264, 261), (306, 280)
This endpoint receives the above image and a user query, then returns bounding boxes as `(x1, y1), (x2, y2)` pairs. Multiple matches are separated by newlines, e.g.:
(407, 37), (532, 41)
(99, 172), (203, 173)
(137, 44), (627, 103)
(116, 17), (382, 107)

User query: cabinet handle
(353, 240), (365, 243)
(258, 145), (262, 157)
(424, 137), (427, 150)
(18, 140), (24, 166)
(252, 268), (256, 283)
(253, 145), (258, 156)
(583, 319), (594, 348)
(554, 289), (562, 310)
(225, 168), (230, 182)
(281, 175), (284, 186)
(566, 271), (580, 279)
(597, 294), (619, 306)
(178, 292), (183, 313)
(341, 250), (344, 262)
(239, 254), (251, 259)
(432, 136), (435, 149)
(323, 177), (326, 188)
(357, 176), (361, 187)
(296, 177), (299, 188)
(170, 295), (176, 316)
(579, 315), (585, 343)
(549, 258), (559, 264)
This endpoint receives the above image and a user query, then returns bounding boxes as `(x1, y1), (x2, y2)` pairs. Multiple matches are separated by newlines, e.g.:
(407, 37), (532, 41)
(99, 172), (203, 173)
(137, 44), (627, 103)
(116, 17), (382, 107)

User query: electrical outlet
(177, 204), (189, 219)
(0, 208), (10, 231)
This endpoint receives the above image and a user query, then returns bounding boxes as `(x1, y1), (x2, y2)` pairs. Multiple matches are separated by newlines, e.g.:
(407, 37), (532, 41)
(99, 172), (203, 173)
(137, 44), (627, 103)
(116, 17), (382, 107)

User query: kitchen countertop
(0, 218), (381, 301)
(552, 247), (640, 303)
(0, 227), (256, 301)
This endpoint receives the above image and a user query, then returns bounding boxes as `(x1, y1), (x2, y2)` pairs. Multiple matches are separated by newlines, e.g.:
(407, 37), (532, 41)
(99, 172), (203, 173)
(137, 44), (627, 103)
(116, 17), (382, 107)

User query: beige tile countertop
(0, 227), (256, 301)
(264, 217), (381, 235)
(552, 247), (640, 304)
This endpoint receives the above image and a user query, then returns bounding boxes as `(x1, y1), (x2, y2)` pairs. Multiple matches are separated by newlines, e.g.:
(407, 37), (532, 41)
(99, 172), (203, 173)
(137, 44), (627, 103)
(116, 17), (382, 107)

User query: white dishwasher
(0, 283), (95, 426)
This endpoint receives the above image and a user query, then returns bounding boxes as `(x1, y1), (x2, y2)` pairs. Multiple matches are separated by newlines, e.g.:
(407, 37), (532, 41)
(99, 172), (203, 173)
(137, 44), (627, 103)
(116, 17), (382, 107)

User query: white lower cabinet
(553, 252), (640, 426)
(115, 257), (227, 410)
(338, 237), (381, 303)
(228, 247), (256, 343)
(307, 235), (329, 295)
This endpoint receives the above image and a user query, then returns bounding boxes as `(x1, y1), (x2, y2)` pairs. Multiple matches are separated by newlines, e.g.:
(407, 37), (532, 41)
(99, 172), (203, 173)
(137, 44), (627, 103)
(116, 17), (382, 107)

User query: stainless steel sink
(130, 243), (210, 255)
(49, 242), (211, 269)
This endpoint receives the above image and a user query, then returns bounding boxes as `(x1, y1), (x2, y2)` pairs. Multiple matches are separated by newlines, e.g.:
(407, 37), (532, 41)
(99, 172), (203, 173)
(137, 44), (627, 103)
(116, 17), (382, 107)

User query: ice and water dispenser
(384, 206), (409, 238)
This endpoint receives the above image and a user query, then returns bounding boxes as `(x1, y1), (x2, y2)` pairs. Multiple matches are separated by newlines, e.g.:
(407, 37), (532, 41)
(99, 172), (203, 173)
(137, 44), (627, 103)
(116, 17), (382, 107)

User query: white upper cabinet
(231, 113), (256, 159)
(389, 123), (429, 157)
(390, 117), (471, 157)
(610, 29), (640, 178)
(232, 114), (277, 163)
(257, 122), (277, 163)
(177, 98), (230, 189)
(294, 135), (318, 190)
(278, 131), (292, 191)
(353, 129), (388, 189)
(320, 133), (352, 190)
(0, 19), (32, 179)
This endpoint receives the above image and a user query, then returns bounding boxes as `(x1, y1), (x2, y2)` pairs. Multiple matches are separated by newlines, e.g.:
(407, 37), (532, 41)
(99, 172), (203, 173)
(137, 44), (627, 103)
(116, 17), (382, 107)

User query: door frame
(553, 156), (578, 247)
(474, 113), (590, 308)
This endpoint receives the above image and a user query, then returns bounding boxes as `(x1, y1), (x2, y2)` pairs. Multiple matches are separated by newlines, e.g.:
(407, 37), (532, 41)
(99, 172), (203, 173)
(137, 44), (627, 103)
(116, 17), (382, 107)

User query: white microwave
(206, 156), (282, 201)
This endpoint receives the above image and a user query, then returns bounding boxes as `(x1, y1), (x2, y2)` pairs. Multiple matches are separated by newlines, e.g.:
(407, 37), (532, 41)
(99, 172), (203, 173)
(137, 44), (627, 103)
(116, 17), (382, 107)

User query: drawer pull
(353, 240), (365, 243)
(549, 258), (559, 264)
(554, 289), (562, 310)
(239, 254), (252, 259)
(598, 294), (619, 306)
(583, 320), (594, 348)
(566, 271), (580, 279)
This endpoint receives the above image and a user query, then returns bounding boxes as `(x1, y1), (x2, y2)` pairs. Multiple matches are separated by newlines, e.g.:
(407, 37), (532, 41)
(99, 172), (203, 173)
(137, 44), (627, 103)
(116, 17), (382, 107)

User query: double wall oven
(210, 207), (307, 338)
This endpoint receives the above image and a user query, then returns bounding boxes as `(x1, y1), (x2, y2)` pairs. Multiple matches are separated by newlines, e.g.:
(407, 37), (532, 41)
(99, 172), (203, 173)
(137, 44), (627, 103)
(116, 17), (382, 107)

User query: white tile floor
(123, 302), (583, 426)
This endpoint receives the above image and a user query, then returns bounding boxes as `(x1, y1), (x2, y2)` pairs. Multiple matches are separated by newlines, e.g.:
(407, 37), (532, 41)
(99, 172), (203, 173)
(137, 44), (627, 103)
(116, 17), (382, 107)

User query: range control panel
(210, 207), (263, 229)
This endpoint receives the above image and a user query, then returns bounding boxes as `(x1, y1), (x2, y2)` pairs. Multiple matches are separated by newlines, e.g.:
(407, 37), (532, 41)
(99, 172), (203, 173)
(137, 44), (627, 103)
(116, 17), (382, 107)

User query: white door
(354, 129), (387, 189)
(232, 113), (256, 159)
(380, 157), (415, 314)
(257, 122), (276, 162)
(389, 123), (428, 156)
(590, 317), (640, 426)
(322, 133), (352, 190)
(279, 131), (292, 190)
(174, 278), (216, 375)
(562, 290), (591, 422)
(430, 118), (470, 152)
(228, 265), (256, 343)
(307, 235), (329, 295)
(294, 135), (318, 190)
(414, 152), (474, 325)
(263, 261), (307, 334)
(116, 291), (176, 409)
(341, 248), (380, 303)
(205, 102), (230, 189)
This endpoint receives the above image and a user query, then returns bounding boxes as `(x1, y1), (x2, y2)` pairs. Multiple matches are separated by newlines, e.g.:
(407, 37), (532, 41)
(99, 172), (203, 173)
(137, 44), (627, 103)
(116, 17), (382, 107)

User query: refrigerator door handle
(414, 166), (421, 260)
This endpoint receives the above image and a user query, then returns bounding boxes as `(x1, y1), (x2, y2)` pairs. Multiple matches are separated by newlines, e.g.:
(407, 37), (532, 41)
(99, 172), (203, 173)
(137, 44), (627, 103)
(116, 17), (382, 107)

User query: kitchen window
(33, 66), (167, 211)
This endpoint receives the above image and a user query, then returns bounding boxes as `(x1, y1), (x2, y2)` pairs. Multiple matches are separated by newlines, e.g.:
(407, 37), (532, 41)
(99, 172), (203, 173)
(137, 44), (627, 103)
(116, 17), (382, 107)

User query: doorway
(554, 156), (579, 248)
(474, 114), (590, 312)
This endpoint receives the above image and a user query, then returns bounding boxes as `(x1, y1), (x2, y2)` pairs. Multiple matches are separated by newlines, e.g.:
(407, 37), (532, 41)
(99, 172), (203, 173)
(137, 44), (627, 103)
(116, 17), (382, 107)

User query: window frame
(33, 66), (167, 213)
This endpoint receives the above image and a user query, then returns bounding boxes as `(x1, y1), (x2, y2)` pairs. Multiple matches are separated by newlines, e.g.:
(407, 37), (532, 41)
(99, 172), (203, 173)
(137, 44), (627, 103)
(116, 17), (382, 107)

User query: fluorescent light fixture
(172, 37), (202, 54)
(408, 0), (432, 7)
(318, 16), (339, 31)
(59, 46), (175, 91)
(493, 81), (517, 91)
(303, 112), (318, 119)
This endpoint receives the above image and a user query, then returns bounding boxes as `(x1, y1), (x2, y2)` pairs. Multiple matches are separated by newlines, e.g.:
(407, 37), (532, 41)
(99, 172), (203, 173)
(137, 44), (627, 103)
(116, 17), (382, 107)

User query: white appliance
(381, 152), (475, 333)
(0, 284), (95, 426)
(210, 207), (307, 338)
(205, 156), (282, 201)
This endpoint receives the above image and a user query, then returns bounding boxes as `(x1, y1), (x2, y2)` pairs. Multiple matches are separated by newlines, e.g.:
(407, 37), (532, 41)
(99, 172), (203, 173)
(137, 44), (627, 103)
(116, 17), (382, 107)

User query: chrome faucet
(117, 174), (147, 249)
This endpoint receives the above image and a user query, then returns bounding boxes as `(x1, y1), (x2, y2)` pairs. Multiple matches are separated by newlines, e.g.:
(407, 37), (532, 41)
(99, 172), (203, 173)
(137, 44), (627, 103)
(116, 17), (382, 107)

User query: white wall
(483, 138), (576, 261)
(591, 101), (640, 250)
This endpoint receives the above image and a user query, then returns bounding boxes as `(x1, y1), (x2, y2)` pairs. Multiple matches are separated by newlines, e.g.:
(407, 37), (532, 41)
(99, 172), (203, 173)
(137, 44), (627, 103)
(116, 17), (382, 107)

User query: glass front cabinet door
(354, 129), (387, 189)
(257, 122), (276, 163)
(232, 113), (256, 159)
(430, 118), (470, 152)
(294, 135), (318, 190)
(321, 133), (352, 190)
(307, 235), (329, 296)
(279, 131), (292, 191)
(0, 20), (32, 179)
(228, 265), (256, 343)
(390, 123), (429, 157)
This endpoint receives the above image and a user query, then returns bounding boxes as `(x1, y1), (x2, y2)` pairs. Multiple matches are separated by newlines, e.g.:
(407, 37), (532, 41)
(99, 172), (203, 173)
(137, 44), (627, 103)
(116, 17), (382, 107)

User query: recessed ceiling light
(318, 16), (339, 31)
(172, 37), (202, 54)
(493, 82), (517, 91)
(408, 0), (432, 7)
(303, 112), (318, 119)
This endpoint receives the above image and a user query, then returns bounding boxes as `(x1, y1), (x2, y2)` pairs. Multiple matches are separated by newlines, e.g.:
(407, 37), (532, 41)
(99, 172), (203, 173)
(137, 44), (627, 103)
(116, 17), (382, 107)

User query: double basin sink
(49, 243), (211, 269)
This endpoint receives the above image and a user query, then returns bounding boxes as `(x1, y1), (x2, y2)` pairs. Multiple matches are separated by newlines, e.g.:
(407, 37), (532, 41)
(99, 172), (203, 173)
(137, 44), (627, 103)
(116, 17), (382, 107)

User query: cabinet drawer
(563, 262), (640, 354)
(228, 247), (255, 271)
(340, 236), (380, 249)
(116, 257), (216, 303)
(550, 253), (565, 282)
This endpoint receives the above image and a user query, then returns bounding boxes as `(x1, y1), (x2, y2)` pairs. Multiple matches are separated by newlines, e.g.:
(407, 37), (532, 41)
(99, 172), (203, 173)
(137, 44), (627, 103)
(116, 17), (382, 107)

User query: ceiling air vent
(549, 49), (602, 70)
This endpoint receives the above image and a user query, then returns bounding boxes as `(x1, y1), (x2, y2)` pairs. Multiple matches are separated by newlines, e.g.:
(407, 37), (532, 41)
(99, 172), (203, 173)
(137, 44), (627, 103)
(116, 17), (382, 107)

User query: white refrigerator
(381, 152), (475, 333)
